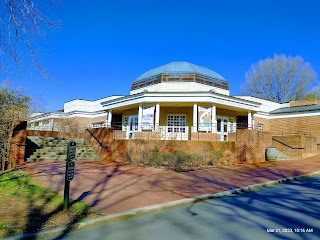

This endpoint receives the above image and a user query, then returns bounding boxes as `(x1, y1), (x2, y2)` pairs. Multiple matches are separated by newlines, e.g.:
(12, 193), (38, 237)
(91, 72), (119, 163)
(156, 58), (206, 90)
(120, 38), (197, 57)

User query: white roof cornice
(28, 110), (107, 122)
(101, 92), (261, 111)
(255, 111), (320, 119)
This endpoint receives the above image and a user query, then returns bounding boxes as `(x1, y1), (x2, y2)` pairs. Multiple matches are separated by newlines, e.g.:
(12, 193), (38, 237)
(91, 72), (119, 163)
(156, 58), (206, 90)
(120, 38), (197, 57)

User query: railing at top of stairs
(85, 128), (109, 150)
(272, 138), (304, 150)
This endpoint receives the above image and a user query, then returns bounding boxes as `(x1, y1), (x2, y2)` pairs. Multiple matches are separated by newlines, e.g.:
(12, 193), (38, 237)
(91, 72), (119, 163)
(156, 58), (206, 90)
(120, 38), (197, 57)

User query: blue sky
(12, 0), (320, 111)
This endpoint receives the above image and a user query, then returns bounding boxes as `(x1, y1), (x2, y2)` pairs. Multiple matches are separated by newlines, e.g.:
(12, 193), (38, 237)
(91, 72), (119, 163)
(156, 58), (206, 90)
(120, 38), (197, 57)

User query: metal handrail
(272, 137), (305, 150)
(85, 128), (109, 149)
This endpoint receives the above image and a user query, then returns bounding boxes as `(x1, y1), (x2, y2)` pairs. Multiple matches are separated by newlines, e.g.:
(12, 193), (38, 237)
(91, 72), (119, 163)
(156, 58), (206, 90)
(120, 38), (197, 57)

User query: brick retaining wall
(272, 135), (318, 159)
(8, 121), (27, 168)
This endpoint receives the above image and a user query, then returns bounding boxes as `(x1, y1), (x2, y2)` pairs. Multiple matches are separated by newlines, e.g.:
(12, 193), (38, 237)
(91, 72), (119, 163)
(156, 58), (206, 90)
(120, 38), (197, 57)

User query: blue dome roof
(135, 61), (226, 81)
(131, 61), (229, 92)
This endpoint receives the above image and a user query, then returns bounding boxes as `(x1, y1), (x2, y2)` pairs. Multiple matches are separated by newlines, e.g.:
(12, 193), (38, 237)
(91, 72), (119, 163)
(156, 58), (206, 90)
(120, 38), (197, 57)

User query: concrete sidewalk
(21, 155), (320, 216)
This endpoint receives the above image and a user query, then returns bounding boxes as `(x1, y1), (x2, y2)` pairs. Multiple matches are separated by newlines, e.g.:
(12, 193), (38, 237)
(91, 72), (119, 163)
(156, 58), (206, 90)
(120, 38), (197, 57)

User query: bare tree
(242, 54), (318, 103)
(303, 85), (320, 101)
(0, 0), (59, 78)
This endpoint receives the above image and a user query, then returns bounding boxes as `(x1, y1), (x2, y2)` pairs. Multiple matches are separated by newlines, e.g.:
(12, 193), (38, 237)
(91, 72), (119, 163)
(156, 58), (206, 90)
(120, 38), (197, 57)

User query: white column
(138, 104), (143, 131)
(49, 119), (54, 130)
(248, 112), (252, 130)
(155, 103), (160, 130)
(220, 120), (224, 141)
(252, 114), (255, 130)
(107, 110), (112, 127)
(192, 103), (198, 132)
(211, 105), (217, 133)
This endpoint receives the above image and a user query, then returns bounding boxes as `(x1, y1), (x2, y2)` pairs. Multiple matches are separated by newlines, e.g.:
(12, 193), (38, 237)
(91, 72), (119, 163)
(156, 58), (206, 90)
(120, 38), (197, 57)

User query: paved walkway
(47, 176), (320, 240)
(21, 155), (320, 216)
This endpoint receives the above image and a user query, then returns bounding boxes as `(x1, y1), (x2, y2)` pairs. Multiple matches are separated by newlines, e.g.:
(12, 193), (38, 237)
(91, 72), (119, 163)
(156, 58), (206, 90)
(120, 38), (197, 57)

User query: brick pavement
(21, 155), (320, 216)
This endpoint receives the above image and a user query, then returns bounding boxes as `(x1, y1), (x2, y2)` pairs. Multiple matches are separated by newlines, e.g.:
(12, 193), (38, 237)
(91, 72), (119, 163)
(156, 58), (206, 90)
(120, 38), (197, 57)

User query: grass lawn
(0, 170), (101, 238)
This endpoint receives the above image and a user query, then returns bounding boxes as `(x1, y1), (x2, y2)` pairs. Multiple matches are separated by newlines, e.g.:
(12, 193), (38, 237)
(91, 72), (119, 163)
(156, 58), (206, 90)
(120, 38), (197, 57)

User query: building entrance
(217, 116), (229, 141)
(126, 115), (138, 139)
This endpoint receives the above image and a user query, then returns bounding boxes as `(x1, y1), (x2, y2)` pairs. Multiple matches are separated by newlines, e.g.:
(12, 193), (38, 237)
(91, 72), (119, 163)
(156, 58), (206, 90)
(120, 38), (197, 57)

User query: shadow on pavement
(13, 157), (320, 239)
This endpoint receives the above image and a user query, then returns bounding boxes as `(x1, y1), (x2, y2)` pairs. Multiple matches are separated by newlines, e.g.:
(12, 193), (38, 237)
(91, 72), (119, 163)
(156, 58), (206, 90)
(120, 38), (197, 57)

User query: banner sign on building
(142, 106), (155, 130)
(198, 106), (212, 132)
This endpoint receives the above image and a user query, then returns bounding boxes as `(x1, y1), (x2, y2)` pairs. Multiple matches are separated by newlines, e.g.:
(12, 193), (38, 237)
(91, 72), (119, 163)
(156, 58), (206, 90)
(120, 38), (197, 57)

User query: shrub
(149, 145), (163, 167)
(209, 150), (224, 166)
(126, 140), (151, 165)
(164, 150), (204, 172)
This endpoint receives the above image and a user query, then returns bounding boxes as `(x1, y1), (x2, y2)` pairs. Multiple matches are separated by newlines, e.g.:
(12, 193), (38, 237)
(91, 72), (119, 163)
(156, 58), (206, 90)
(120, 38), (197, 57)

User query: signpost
(64, 140), (76, 209)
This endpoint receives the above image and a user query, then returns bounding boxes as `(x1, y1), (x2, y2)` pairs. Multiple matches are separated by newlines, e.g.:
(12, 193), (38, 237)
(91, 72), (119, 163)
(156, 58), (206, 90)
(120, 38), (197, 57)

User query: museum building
(28, 61), (320, 143)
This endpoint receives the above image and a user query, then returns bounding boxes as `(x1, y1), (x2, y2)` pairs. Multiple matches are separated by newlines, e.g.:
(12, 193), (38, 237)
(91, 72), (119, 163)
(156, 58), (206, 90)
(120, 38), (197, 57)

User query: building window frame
(257, 123), (264, 131)
(92, 122), (105, 128)
(167, 114), (187, 133)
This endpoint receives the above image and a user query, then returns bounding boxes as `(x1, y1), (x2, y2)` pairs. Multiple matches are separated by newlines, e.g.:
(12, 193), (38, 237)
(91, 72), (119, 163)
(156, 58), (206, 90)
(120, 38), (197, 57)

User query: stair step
(26, 136), (100, 162)
(275, 150), (293, 160)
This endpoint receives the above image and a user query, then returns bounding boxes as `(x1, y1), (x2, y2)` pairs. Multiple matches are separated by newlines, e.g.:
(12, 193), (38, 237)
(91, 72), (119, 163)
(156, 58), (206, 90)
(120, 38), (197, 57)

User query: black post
(63, 140), (76, 210)
(63, 172), (70, 209)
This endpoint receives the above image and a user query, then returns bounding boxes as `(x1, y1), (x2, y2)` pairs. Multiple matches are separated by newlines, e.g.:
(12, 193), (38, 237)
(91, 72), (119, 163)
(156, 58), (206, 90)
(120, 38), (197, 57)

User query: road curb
(5, 170), (320, 240)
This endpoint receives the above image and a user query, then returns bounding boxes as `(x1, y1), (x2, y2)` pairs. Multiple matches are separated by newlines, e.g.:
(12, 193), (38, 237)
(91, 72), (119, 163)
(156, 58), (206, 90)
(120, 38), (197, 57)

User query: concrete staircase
(25, 136), (100, 162)
(275, 150), (292, 160)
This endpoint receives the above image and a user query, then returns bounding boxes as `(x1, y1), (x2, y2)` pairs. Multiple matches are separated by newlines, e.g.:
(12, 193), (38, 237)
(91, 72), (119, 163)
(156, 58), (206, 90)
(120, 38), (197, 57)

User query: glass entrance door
(165, 115), (188, 140)
(217, 116), (229, 141)
(126, 115), (138, 139)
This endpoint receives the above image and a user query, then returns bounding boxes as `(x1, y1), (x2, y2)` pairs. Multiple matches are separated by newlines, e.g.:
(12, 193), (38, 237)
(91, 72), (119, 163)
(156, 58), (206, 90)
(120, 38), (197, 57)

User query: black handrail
(85, 128), (109, 149)
(272, 138), (304, 150)
(16, 143), (27, 146)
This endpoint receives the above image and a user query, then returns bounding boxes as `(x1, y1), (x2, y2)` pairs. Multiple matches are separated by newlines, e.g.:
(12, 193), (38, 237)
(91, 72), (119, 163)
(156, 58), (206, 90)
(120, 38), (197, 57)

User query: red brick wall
(71, 116), (106, 129)
(134, 131), (161, 140)
(9, 121), (27, 167)
(111, 139), (237, 165)
(191, 132), (219, 141)
(30, 116), (106, 130)
(84, 127), (113, 161)
(26, 130), (85, 139)
(27, 128), (271, 164)
(255, 115), (320, 145)
(28, 127), (316, 165)
(272, 135), (318, 158)
(234, 129), (273, 163)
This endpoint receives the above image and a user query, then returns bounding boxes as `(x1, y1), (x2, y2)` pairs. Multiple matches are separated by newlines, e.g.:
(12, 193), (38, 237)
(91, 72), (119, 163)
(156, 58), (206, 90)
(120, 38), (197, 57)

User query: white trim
(107, 110), (112, 127)
(255, 111), (320, 119)
(130, 82), (230, 95)
(216, 116), (229, 141)
(166, 114), (188, 140)
(126, 115), (139, 139)
(211, 105), (217, 133)
(28, 111), (107, 122)
(155, 103), (160, 128)
(138, 104), (143, 131)
(229, 117), (236, 132)
(101, 92), (260, 111)
(193, 103), (198, 133)
(248, 112), (252, 129)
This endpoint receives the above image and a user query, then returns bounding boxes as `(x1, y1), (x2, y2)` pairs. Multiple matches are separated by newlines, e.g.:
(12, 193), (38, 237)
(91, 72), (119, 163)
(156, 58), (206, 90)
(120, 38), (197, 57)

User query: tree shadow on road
(10, 158), (320, 239)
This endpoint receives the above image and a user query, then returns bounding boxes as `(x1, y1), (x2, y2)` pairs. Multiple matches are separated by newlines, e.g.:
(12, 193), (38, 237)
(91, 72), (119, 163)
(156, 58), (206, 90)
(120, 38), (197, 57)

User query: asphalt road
(49, 175), (320, 240)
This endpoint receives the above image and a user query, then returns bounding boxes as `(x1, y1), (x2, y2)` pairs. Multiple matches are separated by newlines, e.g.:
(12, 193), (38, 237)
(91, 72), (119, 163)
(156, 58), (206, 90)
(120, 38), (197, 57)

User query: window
(167, 115), (186, 133)
(217, 119), (221, 132)
(92, 122), (105, 128)
(258, 123), (264, 131)
(229, 117), (236, 132)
